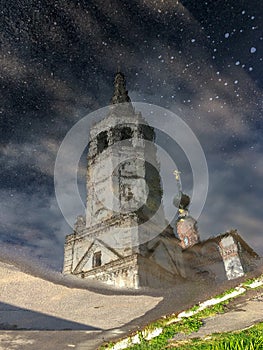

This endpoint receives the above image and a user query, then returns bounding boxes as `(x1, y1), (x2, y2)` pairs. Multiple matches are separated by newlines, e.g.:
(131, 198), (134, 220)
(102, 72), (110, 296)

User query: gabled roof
(185, 229), (258, 258)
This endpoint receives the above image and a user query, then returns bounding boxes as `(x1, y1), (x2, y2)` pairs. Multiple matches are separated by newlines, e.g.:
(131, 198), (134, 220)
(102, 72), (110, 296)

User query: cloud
(0, 188), (71, 269)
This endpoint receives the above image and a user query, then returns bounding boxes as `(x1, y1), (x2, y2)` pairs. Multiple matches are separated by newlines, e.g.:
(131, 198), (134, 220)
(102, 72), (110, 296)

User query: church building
(63, 72), (259, 288)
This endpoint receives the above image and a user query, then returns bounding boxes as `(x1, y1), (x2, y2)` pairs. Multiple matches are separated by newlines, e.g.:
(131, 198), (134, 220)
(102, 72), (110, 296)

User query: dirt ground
(0, 260), (262, 350)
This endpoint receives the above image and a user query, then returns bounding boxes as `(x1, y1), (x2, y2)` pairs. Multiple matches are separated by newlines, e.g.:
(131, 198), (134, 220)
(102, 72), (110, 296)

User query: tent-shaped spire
(110, 71), (131, 105)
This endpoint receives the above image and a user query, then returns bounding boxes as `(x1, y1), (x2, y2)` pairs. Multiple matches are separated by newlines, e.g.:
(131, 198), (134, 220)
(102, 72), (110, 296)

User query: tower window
(120, 127), (133, 140)
(97, 131), (108, 153)
(138, 124), (155, 141)
(112, 126), (133, 143)
(92, 251), (102, 268)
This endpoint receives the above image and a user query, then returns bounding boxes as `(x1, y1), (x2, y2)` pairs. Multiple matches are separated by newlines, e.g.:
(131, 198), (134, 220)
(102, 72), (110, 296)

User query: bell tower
(176, 194), (200, 249)
(85, 72), (165, 239)
(63, 72), (181, 288)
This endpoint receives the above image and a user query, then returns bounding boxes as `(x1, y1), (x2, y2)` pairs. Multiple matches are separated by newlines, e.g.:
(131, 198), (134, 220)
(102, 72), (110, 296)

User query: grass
(188, 304), (200, 312)
(169, 322), (263, 349)
(99, 275), (263, 350)
(123, 321), (263, 350)
(214, 287), (238, 299)
(196, 301), (227, 318)
(118, 302), (229, 350)
(99, 300), (233, 350)
(243, 278), (256, 286)
(123, 319), (203, 350)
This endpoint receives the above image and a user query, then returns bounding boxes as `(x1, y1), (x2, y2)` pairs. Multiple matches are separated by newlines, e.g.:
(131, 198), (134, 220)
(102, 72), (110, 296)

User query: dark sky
(0, 0), (262, 269)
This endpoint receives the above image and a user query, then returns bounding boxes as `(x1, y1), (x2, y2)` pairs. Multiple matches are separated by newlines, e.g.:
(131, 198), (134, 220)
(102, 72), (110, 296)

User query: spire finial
(110, 71), (131, 105)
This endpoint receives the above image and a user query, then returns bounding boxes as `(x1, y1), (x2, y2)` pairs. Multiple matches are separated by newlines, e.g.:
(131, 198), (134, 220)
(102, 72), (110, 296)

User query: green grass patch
(172, 317), (203, 334)
(243, 279), (263, 289)
(170, 322), (263, 349)
(197, 301), (228, 318)
(188, 304), (200, 312)
(100, 274), (263, 350)
(123, 302), (229, 350)
(99, 300), (230, 349)
(243, 278), (256, 286)
(124, 318), (204, 350)
(214, 287), (237, 299)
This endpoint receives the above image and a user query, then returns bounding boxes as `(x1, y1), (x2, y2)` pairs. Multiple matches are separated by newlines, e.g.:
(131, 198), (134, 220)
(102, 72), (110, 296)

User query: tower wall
(63, 234), (74, 274)
(219, 235), (244, 280)
(177, 216), (200, 249)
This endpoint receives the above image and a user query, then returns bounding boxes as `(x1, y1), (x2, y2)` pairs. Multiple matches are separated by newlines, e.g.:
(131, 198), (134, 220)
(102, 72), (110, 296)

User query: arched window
(120, 127), (133, 140)
(112, 126), (133, 143)
(92, 251), (102, 268)
(138, 124), (155, 141)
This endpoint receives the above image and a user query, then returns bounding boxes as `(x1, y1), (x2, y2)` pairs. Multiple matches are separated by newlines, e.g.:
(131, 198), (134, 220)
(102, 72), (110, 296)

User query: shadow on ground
(0, 302), (101, 331)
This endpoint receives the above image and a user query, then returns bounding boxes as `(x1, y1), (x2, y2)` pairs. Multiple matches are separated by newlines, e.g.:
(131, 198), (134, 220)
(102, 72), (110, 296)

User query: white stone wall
(137, 255), (179, 288)
(83, 254), (140, 288)
(81, 253), (182, 289)
(63, 237), (74, 274)
(219, 236), (244, 280)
